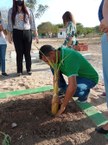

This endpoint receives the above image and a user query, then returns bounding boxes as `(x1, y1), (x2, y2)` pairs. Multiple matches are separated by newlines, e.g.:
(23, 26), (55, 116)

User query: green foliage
(38, 22), (53, 34)
(26, 0), (48, 18)
(35, 4), (48, 18)
(94, 26), (101, 33)
(0, 132), (11, 145)
(38, 22), (59, 37)
(76, 23), (84, 35)
(52, 25), (59, 35)
(38, 21), (100, 37)
(56, 24), (64, 28)
(76, 23), (100, 36)
(83, 27), (94, 35)
(26, 0), (36, 10)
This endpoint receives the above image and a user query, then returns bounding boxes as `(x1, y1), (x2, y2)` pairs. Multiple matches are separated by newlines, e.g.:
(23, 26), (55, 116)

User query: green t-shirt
(58, 47), (99, 84)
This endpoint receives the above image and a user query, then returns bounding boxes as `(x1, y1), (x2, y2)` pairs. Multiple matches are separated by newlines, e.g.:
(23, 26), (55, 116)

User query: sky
(0, 0), (101, 27)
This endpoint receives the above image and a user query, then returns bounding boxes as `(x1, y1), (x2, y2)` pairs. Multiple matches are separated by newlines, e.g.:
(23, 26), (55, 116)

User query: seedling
(0, 131), (11, 145)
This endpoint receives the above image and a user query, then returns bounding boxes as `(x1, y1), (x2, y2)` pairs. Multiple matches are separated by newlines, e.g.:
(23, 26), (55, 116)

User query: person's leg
(101, 33), (108, 107)
(13, 29), (23, 74)
(23, 30), (32, 73)
(95, 34), (108, 134)
(74, 77), (96, 101)
(50, 67), (67, 95)
(0, 44), (7, 73)
(0, 47), (2, 71)
(58, 72), (67, 95)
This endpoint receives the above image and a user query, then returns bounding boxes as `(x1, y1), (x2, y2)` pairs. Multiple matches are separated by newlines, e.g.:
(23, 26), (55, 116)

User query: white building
(57, 28), (66, 39)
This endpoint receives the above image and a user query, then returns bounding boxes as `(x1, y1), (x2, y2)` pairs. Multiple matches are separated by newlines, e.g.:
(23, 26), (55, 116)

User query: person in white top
(0, 11), (8, 76)
(7, 0), (39, 76)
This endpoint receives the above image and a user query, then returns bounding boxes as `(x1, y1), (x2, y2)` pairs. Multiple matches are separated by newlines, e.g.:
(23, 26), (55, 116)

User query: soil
(0, 92), (108, 145)
(0, 37), (108, 144)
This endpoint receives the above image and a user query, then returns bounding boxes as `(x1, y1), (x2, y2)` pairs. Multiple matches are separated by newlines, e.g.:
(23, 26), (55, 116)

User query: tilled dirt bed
(0, 91), (108, 145)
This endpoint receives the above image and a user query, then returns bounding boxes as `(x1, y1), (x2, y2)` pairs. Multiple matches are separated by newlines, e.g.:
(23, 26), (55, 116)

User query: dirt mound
(0, 92), (107, 145)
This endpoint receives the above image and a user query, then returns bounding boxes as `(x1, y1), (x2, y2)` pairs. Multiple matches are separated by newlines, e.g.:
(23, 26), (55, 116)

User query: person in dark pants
(7, 0), (39, 76)
(13, 29), (32, 74)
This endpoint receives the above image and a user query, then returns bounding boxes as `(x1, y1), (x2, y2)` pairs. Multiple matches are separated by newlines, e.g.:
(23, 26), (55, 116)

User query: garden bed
(0, 91), (107, 145)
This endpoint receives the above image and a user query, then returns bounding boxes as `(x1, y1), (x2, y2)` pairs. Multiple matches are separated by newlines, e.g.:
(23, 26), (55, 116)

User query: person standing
(95, 0), (108, 134)
(0, 11), (8, 76)
(7, 0), (39, 76)
(55, 11), (78, 96)
(62, 11), (77, 48)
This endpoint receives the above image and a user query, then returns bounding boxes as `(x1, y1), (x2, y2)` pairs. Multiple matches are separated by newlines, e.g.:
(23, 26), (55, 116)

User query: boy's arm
(56, 76), (77, 116)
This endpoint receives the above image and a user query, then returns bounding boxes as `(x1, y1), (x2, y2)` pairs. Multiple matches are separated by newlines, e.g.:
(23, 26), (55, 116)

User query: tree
(38, 22), (53, 37)
(26, 0), (36, 10)
(94, 26), (100, 34)
(26, 0), (48, 18)
(56, 24), (64, 29)
(76, 23), (84, 35)
(38, 22), (60, 37)
(52, 25), (59, 37)
(83, 27), (94, 36)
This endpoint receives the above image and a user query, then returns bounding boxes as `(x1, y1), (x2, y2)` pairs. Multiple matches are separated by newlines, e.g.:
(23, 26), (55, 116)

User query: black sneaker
(76, 99), (87, 103)
(95, 127), (108, 134)
(27, 71), (32, 75)
(58, 88), (66, 96)
(17, 73), (22, 77)
(2, 72), (9, 76)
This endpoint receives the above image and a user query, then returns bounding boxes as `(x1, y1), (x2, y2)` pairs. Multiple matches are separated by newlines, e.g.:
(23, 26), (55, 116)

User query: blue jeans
(101, 33), (108, 107)
(50, 67), (67, 92)
(0, 44), (7, 73)
(74, 77), (96, 101)
(51, 68), (96, 101)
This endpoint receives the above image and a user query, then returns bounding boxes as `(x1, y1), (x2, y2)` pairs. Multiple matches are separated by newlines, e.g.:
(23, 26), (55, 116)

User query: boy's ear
(49, 51), (55, 56)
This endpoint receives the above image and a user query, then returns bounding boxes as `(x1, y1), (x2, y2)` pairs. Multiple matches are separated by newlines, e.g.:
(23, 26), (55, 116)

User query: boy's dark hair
(39, 45), (55, 59)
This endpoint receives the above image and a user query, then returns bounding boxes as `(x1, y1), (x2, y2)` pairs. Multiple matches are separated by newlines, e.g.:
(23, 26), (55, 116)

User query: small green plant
(35, 44), (71, 115)
(35, 44), (60, 115)
(0, 131), (11, 145)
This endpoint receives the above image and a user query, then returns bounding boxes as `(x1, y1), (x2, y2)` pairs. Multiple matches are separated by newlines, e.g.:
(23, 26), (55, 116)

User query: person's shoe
(17, 73), (22, 77)
(76, 99), (87, 103)
(95, 127), (108, 134)
(58, 88), (66, 96)
(2, 72), (8, 76)
(101, 92), (106, 96)
(27, 71), (32, 75)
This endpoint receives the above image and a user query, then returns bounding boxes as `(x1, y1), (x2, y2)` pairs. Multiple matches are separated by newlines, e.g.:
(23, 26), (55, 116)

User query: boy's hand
(7, 32), (13, 44)
(100, 19), (108, 33)
(56, 104), (66, 116)
(32, 30), (39, 43)
(35, 37), (39, 43)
